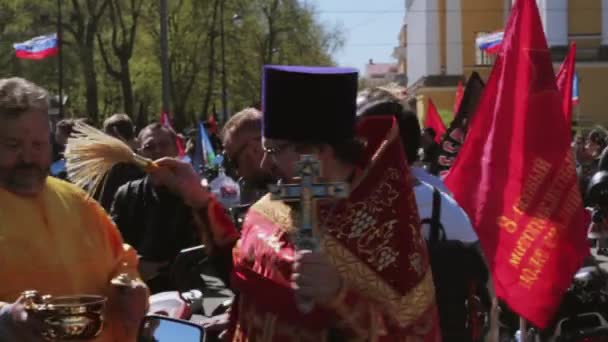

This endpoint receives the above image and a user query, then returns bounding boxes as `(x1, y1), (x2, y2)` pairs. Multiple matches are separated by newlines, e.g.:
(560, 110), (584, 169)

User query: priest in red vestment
(151, 66), (441, 341)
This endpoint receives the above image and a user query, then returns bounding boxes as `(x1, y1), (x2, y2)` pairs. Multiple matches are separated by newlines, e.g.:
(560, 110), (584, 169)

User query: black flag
(436, 72), (485, 178)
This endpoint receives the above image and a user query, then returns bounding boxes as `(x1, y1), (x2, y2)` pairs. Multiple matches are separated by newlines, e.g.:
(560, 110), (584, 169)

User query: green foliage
(0, 0), (343, 131)
(438, 109), (453, 126)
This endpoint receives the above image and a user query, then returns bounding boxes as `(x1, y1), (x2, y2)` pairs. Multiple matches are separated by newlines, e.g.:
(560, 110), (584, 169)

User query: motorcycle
(146, 243), (234, 342)
(146, 168), (255, 339)
(514, 259), (608, 342)
(147, 245), (206, 320)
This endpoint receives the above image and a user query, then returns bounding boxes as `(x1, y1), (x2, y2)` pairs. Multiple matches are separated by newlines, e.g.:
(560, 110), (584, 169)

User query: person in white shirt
(356, 97), (478, 244)
(410, 165), (452, 195)
(414, 179), (478, 243)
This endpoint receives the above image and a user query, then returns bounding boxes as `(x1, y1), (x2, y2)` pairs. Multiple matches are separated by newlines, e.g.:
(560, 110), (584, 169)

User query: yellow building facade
(398, 0), (608, 127)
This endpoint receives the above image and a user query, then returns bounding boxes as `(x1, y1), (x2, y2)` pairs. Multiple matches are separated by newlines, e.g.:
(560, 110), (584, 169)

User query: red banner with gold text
(444, 0), (588, 328)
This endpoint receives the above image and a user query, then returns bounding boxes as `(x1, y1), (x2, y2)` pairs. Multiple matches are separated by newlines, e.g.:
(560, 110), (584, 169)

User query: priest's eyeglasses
(262, 143), (291, 155)
(262, 142), (292, 163)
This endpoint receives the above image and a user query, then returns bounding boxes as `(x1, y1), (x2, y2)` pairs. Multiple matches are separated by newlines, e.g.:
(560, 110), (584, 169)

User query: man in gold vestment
(0, 77), (148, 341)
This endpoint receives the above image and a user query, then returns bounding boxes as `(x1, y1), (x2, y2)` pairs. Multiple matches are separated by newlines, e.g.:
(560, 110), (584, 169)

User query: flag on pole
(572, 72), (579, 105)
(13, 33), (59, 60)
(424, 99), (447, 143)
(445, 0), (588, 329)
(556, 42), (577, 122)
(191, 121), (217, 173)
(199, 121), (216, 165)
(437, 72), (485, 178)
(208, 114), (218, 133)
(476, 31), (504, 54)
(159, 112), (171, 127)
(159, 112), (186, 157)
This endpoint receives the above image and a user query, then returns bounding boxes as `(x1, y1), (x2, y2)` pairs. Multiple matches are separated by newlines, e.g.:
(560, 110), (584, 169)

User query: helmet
(586, 171), (608, 206)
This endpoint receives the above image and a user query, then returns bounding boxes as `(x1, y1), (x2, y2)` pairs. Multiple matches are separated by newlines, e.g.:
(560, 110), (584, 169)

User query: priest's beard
(249, 173), (277, 189)
(0, 162), (49, 196)
(269, 164), (291, 186)
(240, 173), (277, 203)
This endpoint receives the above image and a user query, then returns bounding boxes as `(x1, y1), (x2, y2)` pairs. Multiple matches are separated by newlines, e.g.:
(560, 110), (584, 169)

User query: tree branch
(273, 26), (292, 35)
(108, 0), (121, 55)
(114, 0), (128, 48)
(96, 33), (121, 79)
(127, 0), (145, 58)
(201, 0), (221, 116)
(71, 0), (83, 20)
(271, 0), (280, 14)
(61, 22), (80, 40)
(91, 0), (111, 22)
(85, 0), (95, 15)
(70, 0), (86, 40)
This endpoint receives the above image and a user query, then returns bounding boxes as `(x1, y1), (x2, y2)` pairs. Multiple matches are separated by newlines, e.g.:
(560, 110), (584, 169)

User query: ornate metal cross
(268, 154), (350, 249)
(268, 154), (350, 313)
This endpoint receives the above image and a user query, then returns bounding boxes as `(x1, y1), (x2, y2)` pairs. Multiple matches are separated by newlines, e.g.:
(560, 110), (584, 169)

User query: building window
(475, 32), (497, 66)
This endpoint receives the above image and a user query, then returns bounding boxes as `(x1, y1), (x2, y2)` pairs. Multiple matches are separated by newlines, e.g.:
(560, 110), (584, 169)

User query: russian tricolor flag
(476, 31), (504, 54)
(572, 72), (579, 104)
(13, 33), (59, 60)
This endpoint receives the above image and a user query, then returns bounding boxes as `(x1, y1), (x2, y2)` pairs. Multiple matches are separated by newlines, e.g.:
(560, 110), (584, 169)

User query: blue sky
(309, 0), (405, 73)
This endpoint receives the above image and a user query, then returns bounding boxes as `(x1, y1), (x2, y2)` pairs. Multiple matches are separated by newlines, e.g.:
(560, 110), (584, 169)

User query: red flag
(207, 114), (218, 134)
(159, 112), (170, 126)
(15, 48), (58, 60)
(436, 72), (485, 178)
(453, 80), (464, 116)
(425, 99), (447, 143)
(444, 0), (588, 329)
(160, 112), (186, 157)
(556, 42), (576, 123)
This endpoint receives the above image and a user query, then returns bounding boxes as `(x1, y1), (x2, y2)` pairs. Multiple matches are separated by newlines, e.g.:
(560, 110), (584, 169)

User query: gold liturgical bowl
(22, 290), (107, 341)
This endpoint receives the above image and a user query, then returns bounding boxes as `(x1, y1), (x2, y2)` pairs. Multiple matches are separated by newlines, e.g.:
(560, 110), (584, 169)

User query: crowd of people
(0, 63), (606, 341)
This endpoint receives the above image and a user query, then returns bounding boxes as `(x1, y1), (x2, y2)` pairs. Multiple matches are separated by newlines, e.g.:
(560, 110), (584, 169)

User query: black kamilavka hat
(261, 65), (358, 143)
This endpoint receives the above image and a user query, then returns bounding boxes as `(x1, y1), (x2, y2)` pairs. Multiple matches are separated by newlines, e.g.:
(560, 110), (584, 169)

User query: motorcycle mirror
(138, 315), (204, 342)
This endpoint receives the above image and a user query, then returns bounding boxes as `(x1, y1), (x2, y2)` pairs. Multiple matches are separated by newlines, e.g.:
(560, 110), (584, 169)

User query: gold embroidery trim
(326, 281), (350, 308)
(332, 298), (369, 338)
(350, 122), (399, 192)
(250, 194), (297, 233)
(322, 235), (436, 329)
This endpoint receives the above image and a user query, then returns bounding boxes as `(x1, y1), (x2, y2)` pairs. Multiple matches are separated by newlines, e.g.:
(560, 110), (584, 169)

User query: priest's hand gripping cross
(268, 154), (350, 313)
(269, 154), (350, 249)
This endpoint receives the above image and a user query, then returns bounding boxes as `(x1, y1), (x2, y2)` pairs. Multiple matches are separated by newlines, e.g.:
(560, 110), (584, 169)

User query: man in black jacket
(111, 123), (200, 293)
(94, 114), (144, 212)
(421, 127), (441, 175)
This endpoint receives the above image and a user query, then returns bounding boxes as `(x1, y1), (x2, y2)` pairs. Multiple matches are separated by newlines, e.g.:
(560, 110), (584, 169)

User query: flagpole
(159, 0), (171, 116)
(57, 0), (64, 118)
(220, 0), (228, 126)
(519, 317), (528, 342)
